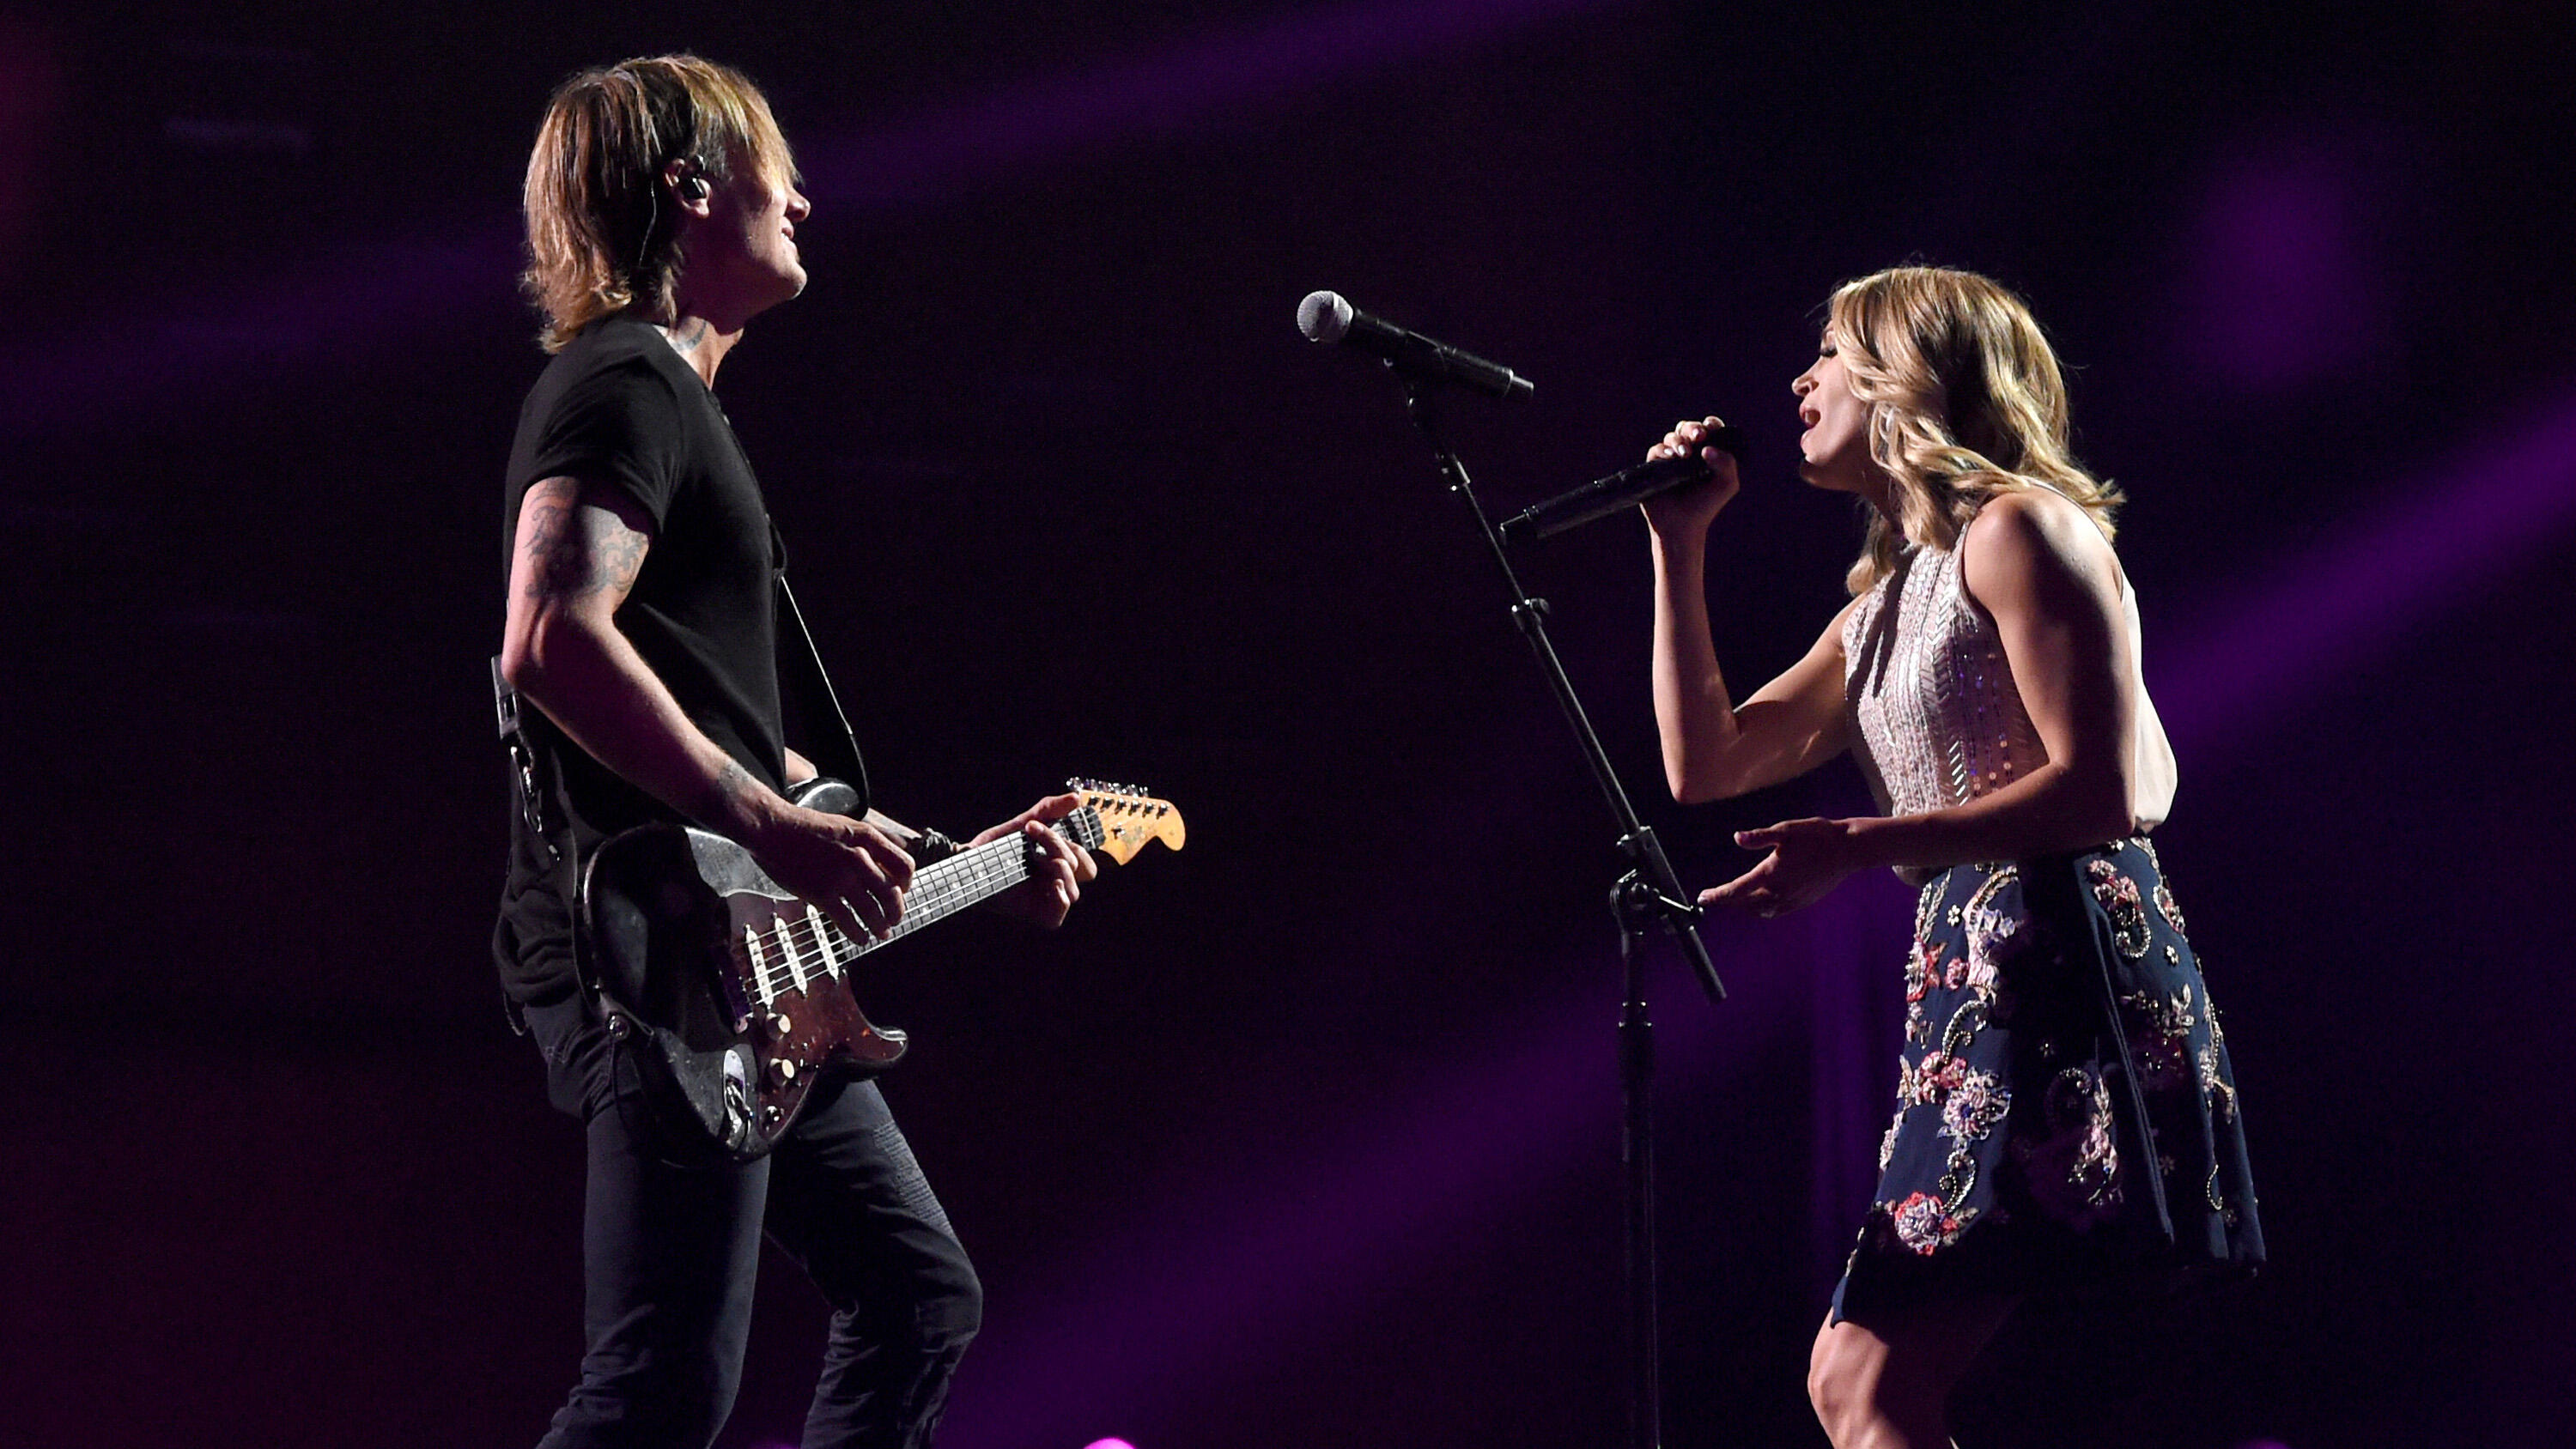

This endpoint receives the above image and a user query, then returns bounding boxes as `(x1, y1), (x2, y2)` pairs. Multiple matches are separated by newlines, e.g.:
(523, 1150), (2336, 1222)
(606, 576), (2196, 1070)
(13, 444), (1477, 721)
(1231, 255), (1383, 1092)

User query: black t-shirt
(493, 313), (788, 1006)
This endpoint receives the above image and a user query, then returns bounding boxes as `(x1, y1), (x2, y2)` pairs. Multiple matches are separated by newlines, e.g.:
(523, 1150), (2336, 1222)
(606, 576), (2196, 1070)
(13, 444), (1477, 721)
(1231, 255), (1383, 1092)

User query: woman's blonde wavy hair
(520, 55), (799, 353)
(1826, 266), (2122, 595)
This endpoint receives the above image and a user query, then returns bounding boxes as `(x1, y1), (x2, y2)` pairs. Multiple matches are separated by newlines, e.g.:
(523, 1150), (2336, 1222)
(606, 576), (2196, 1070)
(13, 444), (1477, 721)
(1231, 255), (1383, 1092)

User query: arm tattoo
(689, 759), (761, 831)
(519, 480), (649, 606)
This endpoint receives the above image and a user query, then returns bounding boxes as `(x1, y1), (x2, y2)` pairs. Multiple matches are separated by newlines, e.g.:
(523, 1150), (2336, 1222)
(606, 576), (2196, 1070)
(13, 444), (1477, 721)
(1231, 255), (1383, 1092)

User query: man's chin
(745, 271), (807, 320)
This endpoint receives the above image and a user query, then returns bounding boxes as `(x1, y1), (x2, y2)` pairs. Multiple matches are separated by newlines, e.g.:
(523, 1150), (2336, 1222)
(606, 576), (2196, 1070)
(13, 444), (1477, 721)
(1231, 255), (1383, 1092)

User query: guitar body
(582, 779), (908, 1162)
(579, 777), (1182, 1163)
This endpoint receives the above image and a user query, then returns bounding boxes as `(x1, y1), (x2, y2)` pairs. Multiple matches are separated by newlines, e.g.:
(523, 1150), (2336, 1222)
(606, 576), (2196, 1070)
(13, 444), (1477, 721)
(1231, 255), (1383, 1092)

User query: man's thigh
(762, 1077), (978, 1332)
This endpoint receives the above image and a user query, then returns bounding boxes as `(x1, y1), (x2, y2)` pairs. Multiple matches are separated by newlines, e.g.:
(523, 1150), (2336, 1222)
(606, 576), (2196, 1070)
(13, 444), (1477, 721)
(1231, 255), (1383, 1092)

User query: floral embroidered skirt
(1831, 838), (2264, 1324)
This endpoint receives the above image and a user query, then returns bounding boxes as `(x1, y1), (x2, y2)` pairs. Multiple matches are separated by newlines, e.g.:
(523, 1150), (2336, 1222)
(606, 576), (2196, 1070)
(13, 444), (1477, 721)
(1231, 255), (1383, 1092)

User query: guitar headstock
(1068, 777), (1186, 864)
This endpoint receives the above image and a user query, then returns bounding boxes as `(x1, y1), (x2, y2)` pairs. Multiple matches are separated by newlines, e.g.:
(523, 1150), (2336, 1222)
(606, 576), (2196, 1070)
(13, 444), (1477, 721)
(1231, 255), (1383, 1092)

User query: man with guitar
(493, 55), (1097, 1449)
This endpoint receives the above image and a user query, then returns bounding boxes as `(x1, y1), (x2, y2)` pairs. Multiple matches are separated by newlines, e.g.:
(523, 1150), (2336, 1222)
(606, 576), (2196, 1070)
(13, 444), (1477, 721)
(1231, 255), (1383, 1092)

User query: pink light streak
(0, 0), (1628, 448)
(805, 0), (1627, 209)
(2152, 382), (2576, 767)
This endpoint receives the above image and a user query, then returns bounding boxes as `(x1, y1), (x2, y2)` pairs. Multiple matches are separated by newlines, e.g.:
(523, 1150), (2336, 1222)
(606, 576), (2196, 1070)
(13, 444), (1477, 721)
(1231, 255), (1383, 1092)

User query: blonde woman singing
(1643, 267), (2261, 1448)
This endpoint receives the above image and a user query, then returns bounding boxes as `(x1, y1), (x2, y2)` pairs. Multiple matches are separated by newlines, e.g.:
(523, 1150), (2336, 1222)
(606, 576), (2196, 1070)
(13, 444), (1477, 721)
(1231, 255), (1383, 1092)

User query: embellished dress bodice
(1841, 543), (2048, 819)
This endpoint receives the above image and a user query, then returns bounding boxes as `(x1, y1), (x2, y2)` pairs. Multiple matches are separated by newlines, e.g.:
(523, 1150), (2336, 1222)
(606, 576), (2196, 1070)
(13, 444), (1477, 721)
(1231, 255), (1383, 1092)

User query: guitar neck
(716, 789), (1168, 1021)
(728, 828), (1050, 1015)
(857, 831), (1044, 953)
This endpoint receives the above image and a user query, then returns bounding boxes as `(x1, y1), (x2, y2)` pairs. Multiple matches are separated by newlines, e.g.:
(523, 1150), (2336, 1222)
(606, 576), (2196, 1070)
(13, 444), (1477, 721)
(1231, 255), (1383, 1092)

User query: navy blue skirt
(1832, 839), (2264, 1323)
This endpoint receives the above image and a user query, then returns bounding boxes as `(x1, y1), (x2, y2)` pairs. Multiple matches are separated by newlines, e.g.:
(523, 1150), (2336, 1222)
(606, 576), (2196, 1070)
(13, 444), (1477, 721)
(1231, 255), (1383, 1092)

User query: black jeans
(523, 996), (981, 1449)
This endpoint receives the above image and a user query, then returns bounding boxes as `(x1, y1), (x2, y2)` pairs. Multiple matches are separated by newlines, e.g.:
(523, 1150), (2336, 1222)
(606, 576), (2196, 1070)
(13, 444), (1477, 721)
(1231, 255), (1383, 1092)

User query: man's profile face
(690, 150), (811, 319)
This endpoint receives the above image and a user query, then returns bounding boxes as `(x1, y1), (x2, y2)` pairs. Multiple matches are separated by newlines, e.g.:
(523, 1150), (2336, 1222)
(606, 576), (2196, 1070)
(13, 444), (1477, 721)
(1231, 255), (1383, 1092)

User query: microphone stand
(1398, 379), (1724, 1449)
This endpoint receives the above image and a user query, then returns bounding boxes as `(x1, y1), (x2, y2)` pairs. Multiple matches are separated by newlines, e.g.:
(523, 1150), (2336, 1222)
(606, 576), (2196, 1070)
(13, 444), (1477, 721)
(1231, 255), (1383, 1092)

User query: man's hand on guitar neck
(970, 792), (1100, 929)
(734, 783), (918, 943)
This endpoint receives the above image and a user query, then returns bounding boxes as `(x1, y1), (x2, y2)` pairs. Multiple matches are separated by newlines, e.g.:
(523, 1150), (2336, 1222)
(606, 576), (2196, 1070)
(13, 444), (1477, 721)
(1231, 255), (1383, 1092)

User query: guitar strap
(490, 655), (586, 1037)
(772, 554), (871, 817)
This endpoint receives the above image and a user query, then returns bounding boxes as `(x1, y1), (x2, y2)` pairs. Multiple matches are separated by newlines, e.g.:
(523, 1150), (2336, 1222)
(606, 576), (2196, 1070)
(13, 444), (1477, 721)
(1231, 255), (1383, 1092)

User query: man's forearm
(508, 613), (790, 845)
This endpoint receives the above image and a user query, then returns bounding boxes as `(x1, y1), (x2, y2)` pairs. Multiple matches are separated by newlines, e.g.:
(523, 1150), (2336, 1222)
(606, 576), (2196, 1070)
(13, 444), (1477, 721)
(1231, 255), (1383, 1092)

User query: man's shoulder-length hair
(520, 54), (799, 353)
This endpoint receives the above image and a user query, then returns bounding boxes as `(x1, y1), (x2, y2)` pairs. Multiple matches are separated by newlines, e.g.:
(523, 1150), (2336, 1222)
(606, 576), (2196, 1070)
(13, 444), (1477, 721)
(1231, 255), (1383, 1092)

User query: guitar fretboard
(734, 809), (1103, 1008)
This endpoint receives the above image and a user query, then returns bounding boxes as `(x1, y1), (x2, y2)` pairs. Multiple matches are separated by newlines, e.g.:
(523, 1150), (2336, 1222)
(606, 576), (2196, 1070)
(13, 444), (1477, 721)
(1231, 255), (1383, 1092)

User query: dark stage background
(4, 3), (2571, 1446)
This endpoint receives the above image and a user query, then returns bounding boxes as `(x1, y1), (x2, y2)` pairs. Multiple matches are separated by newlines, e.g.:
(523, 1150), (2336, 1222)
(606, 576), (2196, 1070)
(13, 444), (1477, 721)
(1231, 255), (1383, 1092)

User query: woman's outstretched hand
(1700, 816), (1862, 917)
(1640, 415), (1742, 538)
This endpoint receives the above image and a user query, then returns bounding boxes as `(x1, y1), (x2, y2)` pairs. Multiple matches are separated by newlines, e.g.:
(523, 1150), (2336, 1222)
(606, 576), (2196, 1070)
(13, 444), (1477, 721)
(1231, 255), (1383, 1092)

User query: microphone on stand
(1297, 290), (1534, 401)
(1499, 426), (1749, 544)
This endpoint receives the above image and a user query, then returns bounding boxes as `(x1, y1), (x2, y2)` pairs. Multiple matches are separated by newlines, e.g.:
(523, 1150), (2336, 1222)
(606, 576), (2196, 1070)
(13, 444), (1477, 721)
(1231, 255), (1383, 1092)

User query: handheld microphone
(1498, 427), (1749, 545)
(1297, 290), (1534, 401)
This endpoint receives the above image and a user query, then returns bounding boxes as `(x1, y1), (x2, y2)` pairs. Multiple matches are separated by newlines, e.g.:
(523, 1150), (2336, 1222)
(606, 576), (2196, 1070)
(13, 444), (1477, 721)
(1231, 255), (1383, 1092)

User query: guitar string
(753, 848), (1026, 1000)
(741, 801), (1133, 1000)
(747, 844), (1015, 1003)
(738, 806), (1121, 1003)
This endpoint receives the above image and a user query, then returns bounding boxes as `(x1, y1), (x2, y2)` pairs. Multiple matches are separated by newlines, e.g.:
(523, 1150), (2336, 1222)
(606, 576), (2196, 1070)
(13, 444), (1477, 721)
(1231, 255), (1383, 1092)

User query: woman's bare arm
(1653, 526), (1856, 802)
(1704, 488), (2151, 913)
(1645, 415), (1853, 803)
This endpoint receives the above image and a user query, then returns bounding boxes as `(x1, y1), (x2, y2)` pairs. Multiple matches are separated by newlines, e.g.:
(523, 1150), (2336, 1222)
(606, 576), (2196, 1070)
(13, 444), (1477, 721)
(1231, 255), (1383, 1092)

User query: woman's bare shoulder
(1959, 486), (2121, 611)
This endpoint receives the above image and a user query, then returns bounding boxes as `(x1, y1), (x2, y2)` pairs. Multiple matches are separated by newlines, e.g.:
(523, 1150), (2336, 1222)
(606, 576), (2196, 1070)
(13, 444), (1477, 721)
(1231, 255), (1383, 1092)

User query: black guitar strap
(490, 655), (586, 1036)
(771, 524), (870, 816)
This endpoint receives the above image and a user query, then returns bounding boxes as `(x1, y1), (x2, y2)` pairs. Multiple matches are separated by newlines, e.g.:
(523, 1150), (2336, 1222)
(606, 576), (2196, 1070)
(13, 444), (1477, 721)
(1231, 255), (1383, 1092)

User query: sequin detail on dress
(1842, 543), (2048, 819)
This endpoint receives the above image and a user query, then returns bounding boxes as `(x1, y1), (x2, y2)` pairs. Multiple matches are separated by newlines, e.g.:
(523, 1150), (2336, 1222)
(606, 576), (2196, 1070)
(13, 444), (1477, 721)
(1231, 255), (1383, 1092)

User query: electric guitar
(580, 777), (1184, 1162)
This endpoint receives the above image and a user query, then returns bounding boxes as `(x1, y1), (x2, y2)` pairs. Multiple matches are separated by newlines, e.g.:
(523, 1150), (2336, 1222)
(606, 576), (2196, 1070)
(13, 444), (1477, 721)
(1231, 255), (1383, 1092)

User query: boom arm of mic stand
(1400, 382), (1725, 1006)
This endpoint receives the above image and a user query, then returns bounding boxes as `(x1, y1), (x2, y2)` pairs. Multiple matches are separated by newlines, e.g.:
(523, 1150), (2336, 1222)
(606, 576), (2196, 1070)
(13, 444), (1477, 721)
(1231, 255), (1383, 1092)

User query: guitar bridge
(714, 933), (757, 1034)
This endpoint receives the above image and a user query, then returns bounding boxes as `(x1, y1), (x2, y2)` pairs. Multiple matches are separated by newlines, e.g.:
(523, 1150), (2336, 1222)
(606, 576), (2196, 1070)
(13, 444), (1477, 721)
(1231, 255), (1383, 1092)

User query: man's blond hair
(520, 55), (799, 352)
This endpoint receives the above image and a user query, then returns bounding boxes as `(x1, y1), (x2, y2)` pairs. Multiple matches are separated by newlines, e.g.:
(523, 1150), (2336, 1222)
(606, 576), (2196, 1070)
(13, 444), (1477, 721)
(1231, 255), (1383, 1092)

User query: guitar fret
(743, 832), (1057, 989)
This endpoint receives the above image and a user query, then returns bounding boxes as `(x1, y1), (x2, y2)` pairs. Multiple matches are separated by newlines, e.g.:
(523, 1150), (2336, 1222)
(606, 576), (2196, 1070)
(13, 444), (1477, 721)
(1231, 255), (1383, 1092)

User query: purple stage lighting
(2176, 130), (2393, 394)
(804, 0), (1628, 209)
(2154, 383), (2576, 765)
(3, 0), (1627, 449)
(930, 891), (1882, 1447)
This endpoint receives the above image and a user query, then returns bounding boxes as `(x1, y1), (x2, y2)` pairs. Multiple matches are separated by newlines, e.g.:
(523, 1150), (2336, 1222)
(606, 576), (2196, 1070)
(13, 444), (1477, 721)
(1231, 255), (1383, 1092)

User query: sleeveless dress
(1828, 537), (2264, 1322)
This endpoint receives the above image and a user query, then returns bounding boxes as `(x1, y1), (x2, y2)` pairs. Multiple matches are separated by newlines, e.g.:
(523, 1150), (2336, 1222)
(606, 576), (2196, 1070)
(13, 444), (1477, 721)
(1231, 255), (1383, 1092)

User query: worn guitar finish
(581, 778), (1183, 1162)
